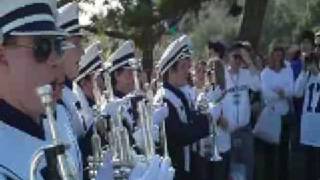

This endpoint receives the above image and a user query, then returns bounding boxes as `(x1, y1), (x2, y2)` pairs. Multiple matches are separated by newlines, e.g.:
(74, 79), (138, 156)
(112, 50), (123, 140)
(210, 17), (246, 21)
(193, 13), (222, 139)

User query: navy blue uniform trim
(78, 55), (102, 76)
(60, 19), (78, 30)
(65, 78), (73, 90)
(112, 53), (134, 66)
(160, 45), (191, 73)
(0, 100), (45, 140)
(0, 164), (23, 180)
(0, 3), (53, 27)
(0, 3), (55, 36)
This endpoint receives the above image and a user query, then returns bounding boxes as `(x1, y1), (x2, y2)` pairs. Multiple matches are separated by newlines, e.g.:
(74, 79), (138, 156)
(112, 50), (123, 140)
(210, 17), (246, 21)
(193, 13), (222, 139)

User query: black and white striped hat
(157, 35), (193, 76)
(76, 41), (104, 82)
(0, 0), (66, 42)
(107, 40), (136, 73)
(57, 2), (82, 36)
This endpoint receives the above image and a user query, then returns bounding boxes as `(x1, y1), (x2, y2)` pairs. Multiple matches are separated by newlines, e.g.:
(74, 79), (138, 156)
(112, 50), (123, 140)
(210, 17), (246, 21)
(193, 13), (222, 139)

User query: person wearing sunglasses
(0, 0), (86, 179)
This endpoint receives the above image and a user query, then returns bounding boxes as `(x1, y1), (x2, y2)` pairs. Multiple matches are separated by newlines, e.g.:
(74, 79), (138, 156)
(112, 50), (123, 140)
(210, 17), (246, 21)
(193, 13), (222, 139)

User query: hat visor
(10, 30), (68, 37)
(109, 58), (137, 73)
(75, 62), (102, 82)
(67, 32), (85, 37)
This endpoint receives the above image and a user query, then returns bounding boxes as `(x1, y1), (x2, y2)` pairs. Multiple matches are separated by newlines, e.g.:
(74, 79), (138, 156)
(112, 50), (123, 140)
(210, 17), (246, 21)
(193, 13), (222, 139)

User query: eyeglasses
(5, 37), (66, 62)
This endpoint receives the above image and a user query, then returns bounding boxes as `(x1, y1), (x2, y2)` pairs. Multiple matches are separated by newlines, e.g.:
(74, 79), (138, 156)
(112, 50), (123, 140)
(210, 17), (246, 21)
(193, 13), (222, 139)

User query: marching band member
(295, 52), (320, 180)
(101, 41), (166, 149)
(101, 40), (140, 134)
(74, 41), (104, 115)
(72, 41), (106, 180)
(154, 35), (211, 180)
(57, 2), (90, 137)
(190, 60), (231, 180)
(224, 44), (260, 180)
(0, 0), (82, 179)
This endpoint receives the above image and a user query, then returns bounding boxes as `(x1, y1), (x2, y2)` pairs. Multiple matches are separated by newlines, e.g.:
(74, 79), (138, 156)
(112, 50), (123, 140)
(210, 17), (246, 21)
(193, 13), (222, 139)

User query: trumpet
(30, 85), (77, 180)
(102, 67), (136, 179)
(129, 59), (156, 159)
(146, 80), (169, 159)
(197, 94), (222, 162)
(197, 67), (223, 162)
(86, 70), (110, 180)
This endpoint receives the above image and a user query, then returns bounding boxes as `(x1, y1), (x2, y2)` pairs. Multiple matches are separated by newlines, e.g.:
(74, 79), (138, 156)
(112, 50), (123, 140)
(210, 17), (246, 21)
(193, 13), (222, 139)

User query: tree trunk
(238, 0), (269, 51)
(142, 47), (154, 82)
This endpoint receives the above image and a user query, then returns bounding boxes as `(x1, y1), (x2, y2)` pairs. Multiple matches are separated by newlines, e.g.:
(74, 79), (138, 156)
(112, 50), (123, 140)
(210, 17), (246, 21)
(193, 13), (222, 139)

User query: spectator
(260, 46), (294, 180)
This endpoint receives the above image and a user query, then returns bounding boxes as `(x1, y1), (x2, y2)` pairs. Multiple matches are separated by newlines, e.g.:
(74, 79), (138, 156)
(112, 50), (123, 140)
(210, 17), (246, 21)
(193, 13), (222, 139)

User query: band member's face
(116, 68), (134, 94)
(0, 36), (64, 119)
(174, 58), (192, 87)
(63, 36), (84, 80)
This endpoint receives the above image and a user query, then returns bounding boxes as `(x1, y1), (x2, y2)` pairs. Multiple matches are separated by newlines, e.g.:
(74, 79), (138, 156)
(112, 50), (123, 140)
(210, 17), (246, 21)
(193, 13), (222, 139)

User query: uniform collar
(65, 77), (73, 90)
(86, 96), (95, 108)
(163, 82), (191, 112)
(0, 100), (45, 140)
(114, 89), (126, 98)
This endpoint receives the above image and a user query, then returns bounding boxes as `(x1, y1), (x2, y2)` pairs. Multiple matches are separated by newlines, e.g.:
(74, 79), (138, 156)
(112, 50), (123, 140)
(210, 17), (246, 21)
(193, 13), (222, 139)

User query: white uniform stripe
(2, 14), (55, 35)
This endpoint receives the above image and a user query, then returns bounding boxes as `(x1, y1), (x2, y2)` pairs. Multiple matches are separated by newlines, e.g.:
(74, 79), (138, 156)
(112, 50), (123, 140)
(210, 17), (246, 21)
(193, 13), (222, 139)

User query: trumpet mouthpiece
(37, 84), (53, 104)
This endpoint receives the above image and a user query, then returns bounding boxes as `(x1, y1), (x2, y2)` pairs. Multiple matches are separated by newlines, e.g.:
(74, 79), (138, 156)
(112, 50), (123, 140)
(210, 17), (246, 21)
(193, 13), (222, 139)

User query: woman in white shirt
(260, 46), (294, 180)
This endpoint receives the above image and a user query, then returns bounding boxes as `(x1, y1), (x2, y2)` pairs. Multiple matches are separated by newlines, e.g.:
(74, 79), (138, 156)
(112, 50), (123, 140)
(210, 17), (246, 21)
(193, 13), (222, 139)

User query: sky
(79, 0), (120, 25)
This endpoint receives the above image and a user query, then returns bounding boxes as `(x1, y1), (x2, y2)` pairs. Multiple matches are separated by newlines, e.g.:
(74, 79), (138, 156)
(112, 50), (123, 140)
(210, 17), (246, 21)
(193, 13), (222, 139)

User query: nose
(47, 50), (64, 68)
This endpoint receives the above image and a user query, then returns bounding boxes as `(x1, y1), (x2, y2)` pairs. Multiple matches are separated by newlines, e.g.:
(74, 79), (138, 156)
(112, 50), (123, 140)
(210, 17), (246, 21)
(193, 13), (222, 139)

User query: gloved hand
(129, 155), (175, 180)
(157, 157), (175, 180)
(96, 152), (114, 180)
(133, 125), (160, 150)
(152, 104), (169, 126)
(206, 86), (224, 104)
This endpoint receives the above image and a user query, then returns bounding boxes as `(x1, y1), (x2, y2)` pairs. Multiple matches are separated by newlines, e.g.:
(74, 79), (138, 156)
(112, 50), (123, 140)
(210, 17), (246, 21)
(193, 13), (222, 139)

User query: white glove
(133, 125), (159, 150)
(206, 86), (223, 103)
(208, 103), (222, 122)
(96, 152), (114, 180)
(157, 157), (175, 180)
(129, 155), (175, 180)
(152, 105), (169, 126)
(129, 155), (161, 180)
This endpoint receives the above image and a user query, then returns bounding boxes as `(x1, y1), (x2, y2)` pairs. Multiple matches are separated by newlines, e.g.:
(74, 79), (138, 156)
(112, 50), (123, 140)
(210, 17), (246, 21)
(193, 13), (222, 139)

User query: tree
(69, 0), (216, 78)
(237, 0), (269, 51)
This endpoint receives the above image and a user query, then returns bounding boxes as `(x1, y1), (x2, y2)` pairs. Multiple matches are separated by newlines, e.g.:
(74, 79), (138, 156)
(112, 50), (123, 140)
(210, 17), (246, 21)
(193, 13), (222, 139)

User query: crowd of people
(0, 1), (320, 180)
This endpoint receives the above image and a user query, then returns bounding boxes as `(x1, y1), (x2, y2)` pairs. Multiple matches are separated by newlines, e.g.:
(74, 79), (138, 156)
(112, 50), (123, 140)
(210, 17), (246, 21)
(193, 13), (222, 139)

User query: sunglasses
(5, 37), (66, 62)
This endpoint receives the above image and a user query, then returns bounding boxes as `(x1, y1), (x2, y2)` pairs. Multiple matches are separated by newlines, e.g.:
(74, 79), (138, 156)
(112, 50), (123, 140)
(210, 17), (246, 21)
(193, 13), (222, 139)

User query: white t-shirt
(261, 67), (294, 115)
(222, 68), (260, 132)
(295, 71), (320, 147)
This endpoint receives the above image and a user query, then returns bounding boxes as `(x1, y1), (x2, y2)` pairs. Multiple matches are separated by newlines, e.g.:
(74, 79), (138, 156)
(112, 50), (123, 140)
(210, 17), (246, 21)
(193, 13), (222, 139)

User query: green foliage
(261, 0), (320, 52)
(179, 1), (241, 59)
